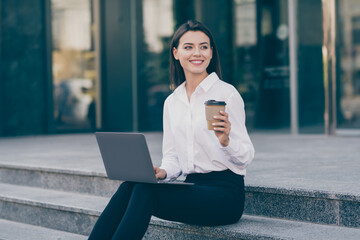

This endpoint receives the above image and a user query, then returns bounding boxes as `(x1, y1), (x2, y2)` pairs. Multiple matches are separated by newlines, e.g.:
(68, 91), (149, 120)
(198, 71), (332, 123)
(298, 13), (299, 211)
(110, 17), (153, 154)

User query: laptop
(95, 132), (193, 185)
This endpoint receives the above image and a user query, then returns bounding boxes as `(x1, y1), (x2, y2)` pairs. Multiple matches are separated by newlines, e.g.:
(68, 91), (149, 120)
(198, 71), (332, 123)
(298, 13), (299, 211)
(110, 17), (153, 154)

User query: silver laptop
(95, 132), (193, 185)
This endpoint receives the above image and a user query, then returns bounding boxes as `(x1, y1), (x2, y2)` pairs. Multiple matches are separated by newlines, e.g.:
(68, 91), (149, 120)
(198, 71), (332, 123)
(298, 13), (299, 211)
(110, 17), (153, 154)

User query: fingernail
(212, 123), (216, 126)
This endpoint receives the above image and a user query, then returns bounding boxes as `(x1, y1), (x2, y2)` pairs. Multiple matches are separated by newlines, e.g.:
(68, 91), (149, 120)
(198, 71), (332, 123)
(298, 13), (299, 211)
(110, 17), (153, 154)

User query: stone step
(1, 182), (360, 239)
(244, 185), (360, 229)
(1, 163), (360, 228)
(0, 219), (87, 240)
(146, 215), (360, 240)
(0, 163), (121, 197)
(0, 182), (107, 235)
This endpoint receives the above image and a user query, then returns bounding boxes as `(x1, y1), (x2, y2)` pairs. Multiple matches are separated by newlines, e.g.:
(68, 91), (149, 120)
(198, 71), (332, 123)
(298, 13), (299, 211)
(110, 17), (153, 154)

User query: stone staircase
(1, 162), (360, 239)
(1, 133), (360, 239)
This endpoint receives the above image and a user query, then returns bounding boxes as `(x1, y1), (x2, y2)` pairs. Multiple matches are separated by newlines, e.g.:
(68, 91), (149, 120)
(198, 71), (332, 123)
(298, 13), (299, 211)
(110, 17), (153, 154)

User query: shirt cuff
(220, 139), (240, 156)
(159, 164), (180, 182)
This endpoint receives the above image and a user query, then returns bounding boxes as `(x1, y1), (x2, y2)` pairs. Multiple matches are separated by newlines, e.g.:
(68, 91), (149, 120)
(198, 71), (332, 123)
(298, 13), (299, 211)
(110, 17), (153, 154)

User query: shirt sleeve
(220, 90), (255, 168)
(159, 98), (182, 181)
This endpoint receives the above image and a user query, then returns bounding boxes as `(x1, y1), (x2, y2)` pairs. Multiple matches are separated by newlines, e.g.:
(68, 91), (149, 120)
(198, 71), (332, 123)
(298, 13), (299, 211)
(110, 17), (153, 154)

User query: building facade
(0, 0), (359, 136)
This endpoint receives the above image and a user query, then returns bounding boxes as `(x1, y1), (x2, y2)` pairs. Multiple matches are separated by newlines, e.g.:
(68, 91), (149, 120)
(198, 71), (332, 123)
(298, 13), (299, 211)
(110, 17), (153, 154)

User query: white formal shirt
(160, 72), (255, 181)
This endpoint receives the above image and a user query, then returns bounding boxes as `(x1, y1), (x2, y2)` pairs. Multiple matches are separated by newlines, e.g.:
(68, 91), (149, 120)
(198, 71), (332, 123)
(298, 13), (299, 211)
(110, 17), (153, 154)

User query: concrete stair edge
(246, 185), (360, 201)
(0, 183), (105, 216)
(0, 219), (87, 240)
(1, 183), (360, 239)
(1, 165), (360, 228)
(0, 165), (121, 197)
(0, 163), (107, 177)
(2, 163), (360, 201)
(146, 215), (360, 240)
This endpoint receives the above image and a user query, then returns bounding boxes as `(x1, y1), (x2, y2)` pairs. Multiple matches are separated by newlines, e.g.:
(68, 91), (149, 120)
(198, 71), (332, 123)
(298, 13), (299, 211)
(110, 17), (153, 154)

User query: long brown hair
(169, 20), (223, 88)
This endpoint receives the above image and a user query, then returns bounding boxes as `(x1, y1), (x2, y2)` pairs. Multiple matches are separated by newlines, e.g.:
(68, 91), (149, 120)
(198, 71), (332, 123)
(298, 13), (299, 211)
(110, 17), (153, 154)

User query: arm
(212, 91), (255, 167)
(159, 98), (182, 181)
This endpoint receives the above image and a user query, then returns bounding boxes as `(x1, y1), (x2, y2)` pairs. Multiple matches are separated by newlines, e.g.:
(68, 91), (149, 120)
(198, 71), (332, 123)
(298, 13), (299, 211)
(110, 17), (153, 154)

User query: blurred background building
(0, 0), (359, 136)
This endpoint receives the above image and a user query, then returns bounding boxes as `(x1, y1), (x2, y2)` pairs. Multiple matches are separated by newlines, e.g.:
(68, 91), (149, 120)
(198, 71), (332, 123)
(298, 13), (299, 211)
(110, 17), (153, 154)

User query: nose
(193, 46), (201, 56)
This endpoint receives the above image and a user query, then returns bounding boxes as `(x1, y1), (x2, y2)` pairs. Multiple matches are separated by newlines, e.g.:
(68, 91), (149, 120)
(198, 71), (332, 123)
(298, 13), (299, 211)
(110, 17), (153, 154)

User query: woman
(89, 20), (254, 240)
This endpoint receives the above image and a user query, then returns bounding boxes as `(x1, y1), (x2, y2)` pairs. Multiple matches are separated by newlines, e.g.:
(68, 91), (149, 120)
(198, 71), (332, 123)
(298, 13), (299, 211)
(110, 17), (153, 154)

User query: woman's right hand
(154, 165), (167, 180)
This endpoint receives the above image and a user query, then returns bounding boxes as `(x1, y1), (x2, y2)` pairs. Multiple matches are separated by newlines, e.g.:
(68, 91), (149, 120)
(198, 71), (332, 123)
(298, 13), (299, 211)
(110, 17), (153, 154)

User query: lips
(189, 60), (204, 65)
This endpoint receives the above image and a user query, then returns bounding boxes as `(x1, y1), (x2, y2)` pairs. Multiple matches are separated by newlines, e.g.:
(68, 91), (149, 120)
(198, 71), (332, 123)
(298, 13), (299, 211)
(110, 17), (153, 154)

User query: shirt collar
(174, 72), (219, 96)
(197, 72), (219, 92)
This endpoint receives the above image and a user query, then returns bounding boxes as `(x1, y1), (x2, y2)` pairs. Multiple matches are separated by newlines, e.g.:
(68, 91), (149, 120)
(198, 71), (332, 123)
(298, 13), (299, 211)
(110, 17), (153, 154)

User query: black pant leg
(89, 175), (245, 239)
(152, 182), (245, 226)
(111, 183), (155, 240)
(88, 182), (135, 240)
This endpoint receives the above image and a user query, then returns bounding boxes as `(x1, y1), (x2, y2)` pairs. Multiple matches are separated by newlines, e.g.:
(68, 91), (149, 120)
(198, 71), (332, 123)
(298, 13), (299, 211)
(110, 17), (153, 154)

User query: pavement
(0, 132), (359, 197)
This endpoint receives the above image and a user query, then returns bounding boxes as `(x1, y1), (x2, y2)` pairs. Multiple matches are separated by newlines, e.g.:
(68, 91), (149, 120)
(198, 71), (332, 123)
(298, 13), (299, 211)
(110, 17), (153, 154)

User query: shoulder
(211, 78), (241, 101)
(165, 80), (186, 106)
(215, 80), (238, 94)
(207, 73), (237, 94)
(164, 92), (175, 107)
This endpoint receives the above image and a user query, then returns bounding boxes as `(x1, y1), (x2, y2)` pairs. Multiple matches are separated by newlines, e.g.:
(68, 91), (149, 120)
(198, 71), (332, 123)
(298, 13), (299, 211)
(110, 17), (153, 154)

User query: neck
(184, 72), (209, 101)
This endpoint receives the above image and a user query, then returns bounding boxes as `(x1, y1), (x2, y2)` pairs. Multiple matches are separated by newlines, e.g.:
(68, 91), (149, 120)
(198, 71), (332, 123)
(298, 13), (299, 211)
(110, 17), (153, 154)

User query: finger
(214, 127), (226, 132)
(212, 121), (228, 127)
(213, 115), (228, 122)
(219, 111), (228, 117)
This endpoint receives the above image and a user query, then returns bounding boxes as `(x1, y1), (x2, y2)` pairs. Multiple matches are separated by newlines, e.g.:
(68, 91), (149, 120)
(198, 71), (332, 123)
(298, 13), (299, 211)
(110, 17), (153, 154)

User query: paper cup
(204, 100), (226, 130)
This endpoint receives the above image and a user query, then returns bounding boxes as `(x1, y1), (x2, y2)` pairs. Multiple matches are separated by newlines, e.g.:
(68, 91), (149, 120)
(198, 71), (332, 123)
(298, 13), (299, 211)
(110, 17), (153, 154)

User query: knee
(132, 183), (152, 196)
(111, 181), (134, 197)
(117, 181), (134, 192)
(134, 183), (151, 192)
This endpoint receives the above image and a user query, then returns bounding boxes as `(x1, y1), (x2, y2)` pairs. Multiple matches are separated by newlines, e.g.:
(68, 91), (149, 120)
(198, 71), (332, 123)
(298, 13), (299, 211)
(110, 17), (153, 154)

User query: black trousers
(88, 170), (245, 240)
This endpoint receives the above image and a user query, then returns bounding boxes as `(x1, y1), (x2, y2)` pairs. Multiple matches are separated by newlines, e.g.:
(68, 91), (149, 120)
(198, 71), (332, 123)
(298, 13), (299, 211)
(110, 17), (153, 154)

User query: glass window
(233, 0), (290, 132)
(51, 0), (97, 131)
(337, 0), (360, 129)
(138, 0), (175, 131)
(233, 0), (258, 131)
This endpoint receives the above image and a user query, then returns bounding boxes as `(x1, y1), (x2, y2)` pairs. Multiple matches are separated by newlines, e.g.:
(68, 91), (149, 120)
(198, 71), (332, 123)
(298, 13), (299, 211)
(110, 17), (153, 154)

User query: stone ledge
(0, 166), (121, 197)
(0, 219), (87, 240)
(244, 187), (360, 228)
(0, 163), (107, 177)
(246, 185), (360, 201)
(0, 183), (106, 216)
(1, 183), (360, 239)
(145, 215), (360, 240)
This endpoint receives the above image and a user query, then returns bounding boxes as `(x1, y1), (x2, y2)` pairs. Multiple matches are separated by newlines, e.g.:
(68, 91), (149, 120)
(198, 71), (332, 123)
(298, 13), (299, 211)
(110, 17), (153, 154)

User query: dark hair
(169, 20), (223, 88)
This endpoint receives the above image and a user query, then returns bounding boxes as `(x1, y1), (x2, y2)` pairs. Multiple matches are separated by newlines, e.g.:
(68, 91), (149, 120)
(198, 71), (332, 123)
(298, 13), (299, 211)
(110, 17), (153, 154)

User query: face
(173, 31), (213, 78)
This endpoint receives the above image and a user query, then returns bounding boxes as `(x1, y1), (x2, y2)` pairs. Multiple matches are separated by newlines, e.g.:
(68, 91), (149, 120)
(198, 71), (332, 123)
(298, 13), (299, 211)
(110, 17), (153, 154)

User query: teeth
(191, 61), (202, 64)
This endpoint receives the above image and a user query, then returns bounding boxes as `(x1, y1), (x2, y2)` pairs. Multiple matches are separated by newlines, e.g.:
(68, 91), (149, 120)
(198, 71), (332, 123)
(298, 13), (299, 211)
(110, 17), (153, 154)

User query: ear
(173, 47), (179, 60)
(210, 46), (213, 60)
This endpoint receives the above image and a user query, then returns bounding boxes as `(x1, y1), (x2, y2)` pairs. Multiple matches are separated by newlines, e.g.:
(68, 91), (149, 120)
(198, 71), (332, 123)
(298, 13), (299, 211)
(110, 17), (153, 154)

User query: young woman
(88, 20), (254, 240)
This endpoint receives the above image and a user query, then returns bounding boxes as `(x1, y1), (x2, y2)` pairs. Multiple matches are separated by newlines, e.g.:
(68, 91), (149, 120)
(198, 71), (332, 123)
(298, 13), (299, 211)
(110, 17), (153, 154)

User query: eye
(184, 46), (192, 50)
(201, 45), (208, 50)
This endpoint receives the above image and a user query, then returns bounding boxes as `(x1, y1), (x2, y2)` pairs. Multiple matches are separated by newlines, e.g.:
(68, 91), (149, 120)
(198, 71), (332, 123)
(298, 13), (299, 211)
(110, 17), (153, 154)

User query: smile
(189, 60), (204, 65)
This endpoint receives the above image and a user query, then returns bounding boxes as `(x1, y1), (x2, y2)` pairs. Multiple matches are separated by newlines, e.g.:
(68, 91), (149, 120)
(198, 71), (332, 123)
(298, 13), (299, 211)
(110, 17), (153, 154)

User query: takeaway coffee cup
(204, 100), (226, 130)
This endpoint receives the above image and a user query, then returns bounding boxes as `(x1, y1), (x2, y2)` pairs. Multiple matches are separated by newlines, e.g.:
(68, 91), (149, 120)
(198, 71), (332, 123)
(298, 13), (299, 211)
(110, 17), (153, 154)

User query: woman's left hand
(213, 111), (231, 147)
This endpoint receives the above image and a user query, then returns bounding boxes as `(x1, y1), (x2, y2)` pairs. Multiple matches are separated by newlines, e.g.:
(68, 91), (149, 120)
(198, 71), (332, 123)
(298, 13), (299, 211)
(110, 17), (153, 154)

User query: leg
(153, 182), (245, 226)
(88, 182), (135, 240)
(111, 183), (155, 240)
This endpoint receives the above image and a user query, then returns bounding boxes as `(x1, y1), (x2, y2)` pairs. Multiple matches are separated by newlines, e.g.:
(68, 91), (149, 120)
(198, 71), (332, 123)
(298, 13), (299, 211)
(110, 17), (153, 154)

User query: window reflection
(140, 0), (174, 131)
(51, 0), (96, 131)
(233, 0), (258, 131)
(338, 0), (360, 129)
(233, 0), (290, 131)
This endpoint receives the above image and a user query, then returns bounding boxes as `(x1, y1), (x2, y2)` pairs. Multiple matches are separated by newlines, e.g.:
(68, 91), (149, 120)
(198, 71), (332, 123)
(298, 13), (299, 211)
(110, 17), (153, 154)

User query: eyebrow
(183, 42), (209, 45)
